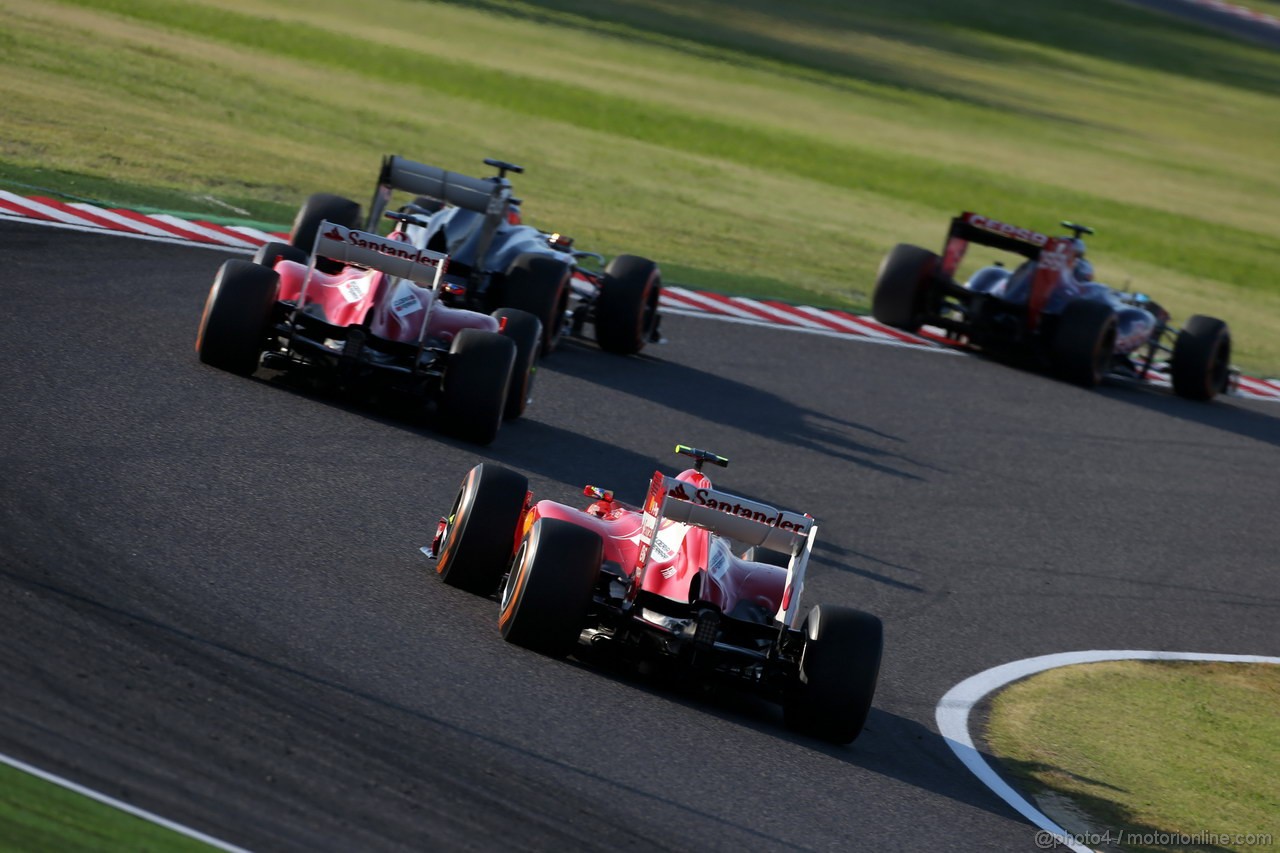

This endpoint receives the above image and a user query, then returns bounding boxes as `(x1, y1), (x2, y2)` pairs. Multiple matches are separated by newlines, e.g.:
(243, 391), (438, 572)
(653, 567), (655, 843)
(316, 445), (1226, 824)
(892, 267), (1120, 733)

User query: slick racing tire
(252, 241), (308, 268)
(1051, 299), (1117, 388)
(499, 518), (602, 657)
(1171, 314), (1231, 401)
(783, 604), (883, 744)
(438, 329), (516, 446)
(435, 463), (529, 596)
(288, 193), (362, 272)
(594, 254), (661, 355)
(871, 244), (941, 332)
(501, 253), (572, 356)
(492, 308), (542, 421)
(196, 259), (279, 376)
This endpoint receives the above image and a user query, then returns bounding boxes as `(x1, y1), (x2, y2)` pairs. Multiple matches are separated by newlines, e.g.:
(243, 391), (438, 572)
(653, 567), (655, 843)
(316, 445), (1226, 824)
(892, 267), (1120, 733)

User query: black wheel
(492, 308), (541, 421)
(1050, 299), (1117, 387)
(500, 253), (571, 356)
(196, 259), (279, 376)
(1171, 314), (1230, 401)
(288, 193), (361, 272)
(783, 604), (883, 744)
(434, 463), (529, 595)
(438, 329), (516, 445)
(594, 254), (661, 355)
(498, 518), (602, 657)
(871, 244), (940, 332)
(252, 241), (308, 268)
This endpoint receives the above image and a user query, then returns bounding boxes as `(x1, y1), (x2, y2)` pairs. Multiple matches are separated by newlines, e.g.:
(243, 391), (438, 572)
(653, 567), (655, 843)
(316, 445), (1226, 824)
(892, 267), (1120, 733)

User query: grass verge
(2, 0), (1278, 372)
(984, 661), (1280, 853)
(0, 760), (218, 852)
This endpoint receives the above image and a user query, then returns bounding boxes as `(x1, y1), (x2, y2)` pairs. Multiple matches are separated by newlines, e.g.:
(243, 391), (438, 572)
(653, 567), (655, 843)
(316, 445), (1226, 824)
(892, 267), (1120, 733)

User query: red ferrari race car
(425, 445), (884, 744)
(196, 211), (541, 445)
(287, 154), (662, 356)
(871, 212), (1237, 400)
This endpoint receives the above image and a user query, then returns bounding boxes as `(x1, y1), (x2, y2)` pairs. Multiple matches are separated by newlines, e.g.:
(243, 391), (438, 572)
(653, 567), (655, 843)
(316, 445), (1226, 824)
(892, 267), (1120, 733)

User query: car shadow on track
(1097, 380), (1280, 449)
(547, 342), (944, 482)
(250, 368), (668, 487)
(556, 651), (1019, 822)
(811, 540), (927, 593)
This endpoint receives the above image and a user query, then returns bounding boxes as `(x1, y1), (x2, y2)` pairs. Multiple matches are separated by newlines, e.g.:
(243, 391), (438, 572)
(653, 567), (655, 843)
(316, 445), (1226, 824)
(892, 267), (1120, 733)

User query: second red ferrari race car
(425, 446), (884, 744)
(871, 212), (1236, 400)
(196, 211), (541, 445)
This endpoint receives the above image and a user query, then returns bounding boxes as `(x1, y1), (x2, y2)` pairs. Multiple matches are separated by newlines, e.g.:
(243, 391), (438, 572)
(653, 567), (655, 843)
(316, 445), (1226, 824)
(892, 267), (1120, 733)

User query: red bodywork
(262, 224), (496, 343)
(519, 468), (793, 623)
(269, 248), (498, 345)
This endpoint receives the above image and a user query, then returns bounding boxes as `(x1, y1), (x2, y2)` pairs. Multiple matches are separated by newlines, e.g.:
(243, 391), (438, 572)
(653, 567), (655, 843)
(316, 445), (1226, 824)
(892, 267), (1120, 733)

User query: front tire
(437, 329), (516, 445)
(253, 241), (308, 268)
(434, 464), (529, 595)
(871, 244), (940, 332)
(196, 259), (279, 376)
(498, 519), (602, 657)
(500, 254), (571, 356)
(1171, 314), (1230, 401)
(288, 193), (362, 268)
(783, 605), (883, 744)
(492, 308), (541, 420)
(1050, 299), (1117, 388)
(594, 254), (661, 355)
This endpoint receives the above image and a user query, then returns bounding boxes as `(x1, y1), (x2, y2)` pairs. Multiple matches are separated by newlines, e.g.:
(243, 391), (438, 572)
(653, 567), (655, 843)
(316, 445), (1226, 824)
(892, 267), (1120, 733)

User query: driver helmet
(1074, 258), (1094, 283)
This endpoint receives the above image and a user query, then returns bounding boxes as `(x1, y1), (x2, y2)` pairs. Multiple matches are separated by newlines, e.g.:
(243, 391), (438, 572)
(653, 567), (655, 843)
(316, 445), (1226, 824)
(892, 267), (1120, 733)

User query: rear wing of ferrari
(310, 220), (447, 288)
(288, 221), (449, 366)
(366, 154), (511, 229)
(637, 471), (817, 629)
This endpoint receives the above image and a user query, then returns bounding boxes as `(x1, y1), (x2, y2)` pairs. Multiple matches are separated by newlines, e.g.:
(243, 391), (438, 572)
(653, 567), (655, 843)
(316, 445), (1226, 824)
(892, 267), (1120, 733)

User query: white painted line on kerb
(0, 212), (252, 253)
(0, 752), (252, 852)
(935, 650), (1280, 853)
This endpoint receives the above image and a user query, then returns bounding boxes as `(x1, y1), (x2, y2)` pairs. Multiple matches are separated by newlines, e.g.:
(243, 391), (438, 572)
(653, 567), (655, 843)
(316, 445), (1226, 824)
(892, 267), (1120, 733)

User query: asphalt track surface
(2, 221), (1278, 851)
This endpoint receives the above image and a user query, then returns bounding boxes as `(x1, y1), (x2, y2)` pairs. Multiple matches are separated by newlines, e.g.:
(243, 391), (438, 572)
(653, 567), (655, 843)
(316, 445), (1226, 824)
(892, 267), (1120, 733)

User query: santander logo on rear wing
(636, 471), (817, 628)
(312, 220), (448, 289)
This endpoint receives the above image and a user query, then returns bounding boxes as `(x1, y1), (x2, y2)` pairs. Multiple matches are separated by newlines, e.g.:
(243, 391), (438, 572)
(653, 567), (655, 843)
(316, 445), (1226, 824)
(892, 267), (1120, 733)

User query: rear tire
(438, 329), (515, 445)
(871, 244), (940, 332)
(501, 253), (571, 356)
(196, 259), (279, 376)
(1051, 299), (1117, 388)
(783, 605), (883, 744)
(499, 518), (602, 657)
(1171, 314), (1230, 401)
(594, 254), (661, 355)
(492, 308), (541, 420)
(253, 241), (308, 268)
(435, 464), (529, 595)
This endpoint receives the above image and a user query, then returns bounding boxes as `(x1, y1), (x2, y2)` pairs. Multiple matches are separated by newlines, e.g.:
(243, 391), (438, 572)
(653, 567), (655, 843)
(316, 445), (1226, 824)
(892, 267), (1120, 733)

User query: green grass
(0, 760), (217, 852)
(2, 0), (1279, 373)
(985, 661), (1280, 853)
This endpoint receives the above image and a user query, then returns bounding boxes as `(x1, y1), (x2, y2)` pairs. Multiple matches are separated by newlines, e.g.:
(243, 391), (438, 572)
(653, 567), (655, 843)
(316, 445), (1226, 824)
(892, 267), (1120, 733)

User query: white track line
(0, 752), (251, 852)
(0, 212), (253, 252)
(935, 650), (1280, 853)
